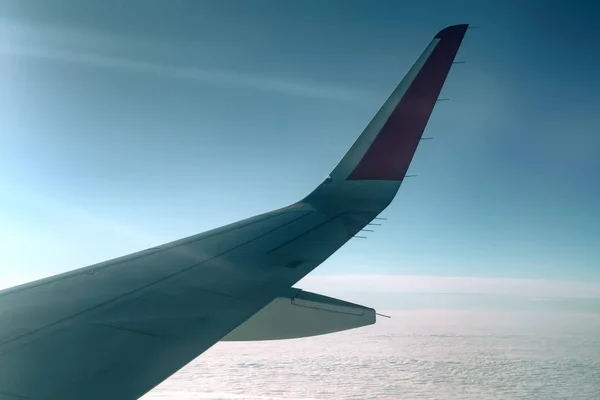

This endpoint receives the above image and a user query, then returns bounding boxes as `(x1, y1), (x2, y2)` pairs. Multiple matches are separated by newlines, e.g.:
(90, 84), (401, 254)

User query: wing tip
(342, 23), (469, 182)
(325, 24), (470, 183)
(434, 24), (469, 40)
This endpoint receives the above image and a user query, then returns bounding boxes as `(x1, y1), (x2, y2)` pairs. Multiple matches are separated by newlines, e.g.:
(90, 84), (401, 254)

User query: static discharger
(354, 220), (387, 239)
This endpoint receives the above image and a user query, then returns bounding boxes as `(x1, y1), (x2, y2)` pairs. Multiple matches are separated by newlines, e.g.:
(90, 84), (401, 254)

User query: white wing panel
(0, 207), (327, 400)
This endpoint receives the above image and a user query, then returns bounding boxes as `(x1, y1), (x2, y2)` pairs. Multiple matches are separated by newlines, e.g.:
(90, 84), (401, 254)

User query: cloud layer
(298, 274), (600, 299)
(142, 310), (600, 400)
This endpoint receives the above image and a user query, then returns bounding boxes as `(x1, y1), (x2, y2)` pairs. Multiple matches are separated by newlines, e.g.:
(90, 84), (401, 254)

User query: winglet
(329, 24), (468, 182)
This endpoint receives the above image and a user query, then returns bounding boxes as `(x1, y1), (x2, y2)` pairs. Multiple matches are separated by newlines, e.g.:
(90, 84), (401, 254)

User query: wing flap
(223, 289), (376, 341)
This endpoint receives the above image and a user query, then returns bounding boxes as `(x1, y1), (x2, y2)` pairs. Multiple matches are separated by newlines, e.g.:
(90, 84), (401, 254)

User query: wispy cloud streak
(3, 45), (367, 101)
(0, 17), (368, 103)
(0, 17), (369, 101)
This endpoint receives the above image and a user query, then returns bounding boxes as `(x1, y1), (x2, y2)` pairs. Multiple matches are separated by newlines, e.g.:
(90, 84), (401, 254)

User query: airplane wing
(0, 24), (468, 400)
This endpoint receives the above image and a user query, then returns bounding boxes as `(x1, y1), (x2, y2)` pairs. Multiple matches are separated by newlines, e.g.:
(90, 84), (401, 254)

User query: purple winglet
(347, 24), (468, 181)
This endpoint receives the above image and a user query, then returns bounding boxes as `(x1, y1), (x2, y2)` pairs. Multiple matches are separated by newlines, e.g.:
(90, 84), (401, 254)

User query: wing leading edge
(0, 25), (468, 400)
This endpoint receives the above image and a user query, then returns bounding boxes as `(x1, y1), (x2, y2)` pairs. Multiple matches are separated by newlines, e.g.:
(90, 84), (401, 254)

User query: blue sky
(1, 1), (599, 301)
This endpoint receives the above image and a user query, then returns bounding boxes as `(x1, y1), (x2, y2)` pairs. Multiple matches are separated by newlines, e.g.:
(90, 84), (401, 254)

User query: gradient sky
(1, 1), (599, 300)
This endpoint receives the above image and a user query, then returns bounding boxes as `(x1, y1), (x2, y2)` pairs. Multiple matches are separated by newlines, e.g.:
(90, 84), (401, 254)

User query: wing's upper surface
(0, 25), (468, 400)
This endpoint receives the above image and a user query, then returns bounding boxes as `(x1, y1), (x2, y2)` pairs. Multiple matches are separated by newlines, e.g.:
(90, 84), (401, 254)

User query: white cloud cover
(142, 309), (600, 400)
(298, 274), (600, 299)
